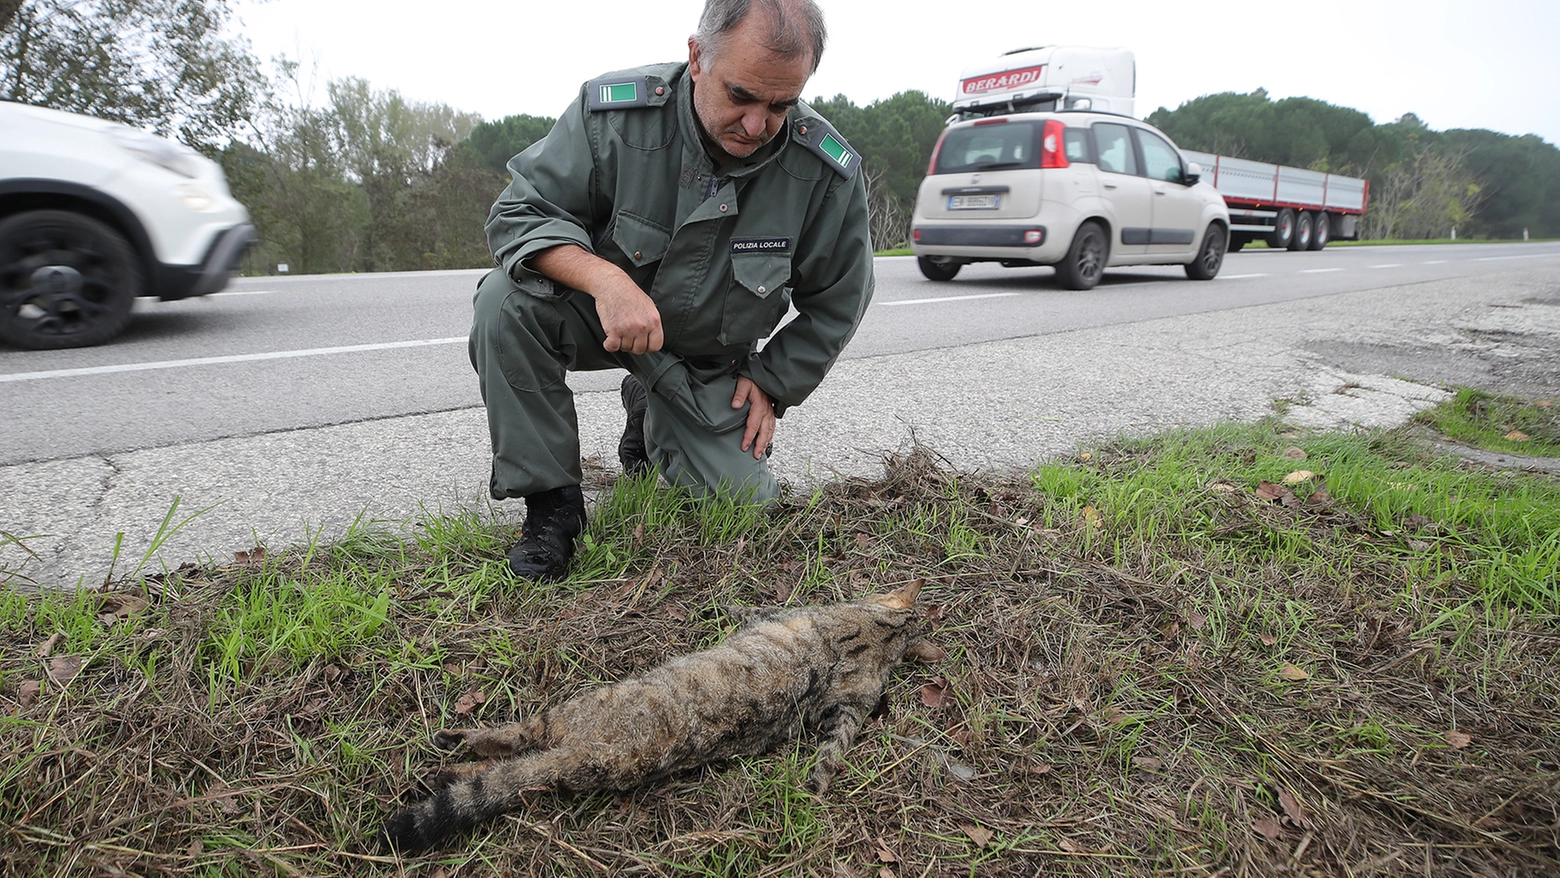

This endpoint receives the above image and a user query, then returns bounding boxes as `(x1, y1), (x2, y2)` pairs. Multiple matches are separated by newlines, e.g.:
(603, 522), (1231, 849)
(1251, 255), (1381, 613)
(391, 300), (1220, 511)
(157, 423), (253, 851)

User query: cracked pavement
(3, 266), (1557, 591)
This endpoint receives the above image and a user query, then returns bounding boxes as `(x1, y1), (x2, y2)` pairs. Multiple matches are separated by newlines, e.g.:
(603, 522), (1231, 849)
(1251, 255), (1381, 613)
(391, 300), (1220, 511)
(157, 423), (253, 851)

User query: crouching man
(470, 0), (875, 579)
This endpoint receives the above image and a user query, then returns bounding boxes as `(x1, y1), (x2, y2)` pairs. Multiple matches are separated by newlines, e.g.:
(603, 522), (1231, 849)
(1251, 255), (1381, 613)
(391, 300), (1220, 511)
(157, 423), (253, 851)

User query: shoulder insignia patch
(795, 122), (859, 180)
(586, 75), (671, 111)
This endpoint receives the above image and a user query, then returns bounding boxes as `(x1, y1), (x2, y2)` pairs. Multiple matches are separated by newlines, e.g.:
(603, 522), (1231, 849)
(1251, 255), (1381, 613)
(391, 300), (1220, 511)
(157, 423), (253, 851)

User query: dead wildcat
(380, 579), (941, 853)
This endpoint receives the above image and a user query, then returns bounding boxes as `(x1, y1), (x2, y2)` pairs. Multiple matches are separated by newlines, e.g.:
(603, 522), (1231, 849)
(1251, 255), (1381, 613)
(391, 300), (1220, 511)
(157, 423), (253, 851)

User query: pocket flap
(612, 211), (671, 267)
(730, 253), (791, 299)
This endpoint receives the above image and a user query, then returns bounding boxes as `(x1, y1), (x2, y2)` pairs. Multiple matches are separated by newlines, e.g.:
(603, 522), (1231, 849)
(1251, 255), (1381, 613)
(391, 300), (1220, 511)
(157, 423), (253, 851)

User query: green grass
(1412, 387), (1560, 456)
(1, 390), (1557, 876)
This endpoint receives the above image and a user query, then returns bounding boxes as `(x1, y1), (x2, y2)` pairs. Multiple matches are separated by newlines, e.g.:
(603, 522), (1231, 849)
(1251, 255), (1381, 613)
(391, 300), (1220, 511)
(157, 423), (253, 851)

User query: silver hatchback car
(911, 111), (1229, 289)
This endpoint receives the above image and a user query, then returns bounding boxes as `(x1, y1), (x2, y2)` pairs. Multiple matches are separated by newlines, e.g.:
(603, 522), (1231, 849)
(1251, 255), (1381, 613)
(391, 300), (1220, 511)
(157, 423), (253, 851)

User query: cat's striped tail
(379, 751), (565, 853)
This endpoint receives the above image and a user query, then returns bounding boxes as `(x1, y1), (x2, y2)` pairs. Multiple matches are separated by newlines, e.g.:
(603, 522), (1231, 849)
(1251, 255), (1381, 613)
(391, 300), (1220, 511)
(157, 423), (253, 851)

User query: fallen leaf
(855, 532), (870, 550)
(948, 727), (971, 748)
(1077, 451), (1092, 461)
(920, 677), (951, 709)
(1277, 788), (1309, 827)
(632, 523), (646, 545)
(1159, 620), (1180, 640)
(1279, 663), (1310, 682)
(1025, 762), (1053, 776)
(186, 839), (204, 857)
(878, 868), (897, 878)
(1306, 489), (1333, 505)
(1057, 837), (1083, 853)
(1082, 505), (1103, 529)
(1504, 430), (1530, 442)
(18, 680), (40, 708)
(1132, 756), (1162, 772)
(874, 836), (899, 863)
(1255, 481), (1288, 502)
(948, 762), (977, 781)
(36, 632), (62, 658)
(1283, 446), (1309, 460)
(925, 604), (943, 622)
(453, 689), (486, 716)
(961, 824), (993, 848)
(1252, 815), (1283, 841)
(1258, 633), (1278, 647)
(1282, 470), (1317, 485)
(1535, 400), (1552, 408)
(47, 656), (84, 686)
(1186, 610), (1207, 630)
(1012, 516), (1031, 527)
(234, 547), (266, 564)
(1446, 730), (1472, 749)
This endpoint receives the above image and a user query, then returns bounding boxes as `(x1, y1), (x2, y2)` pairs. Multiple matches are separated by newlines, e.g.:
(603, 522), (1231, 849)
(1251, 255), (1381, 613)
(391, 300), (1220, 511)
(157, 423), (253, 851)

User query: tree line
(5, 0), (1557, 277)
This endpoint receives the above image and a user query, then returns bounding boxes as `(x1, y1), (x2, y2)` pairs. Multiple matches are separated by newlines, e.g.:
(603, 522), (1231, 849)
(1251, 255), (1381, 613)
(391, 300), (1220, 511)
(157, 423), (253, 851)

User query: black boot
(618, 374), (651, 476)
(506, 485), (585, 580)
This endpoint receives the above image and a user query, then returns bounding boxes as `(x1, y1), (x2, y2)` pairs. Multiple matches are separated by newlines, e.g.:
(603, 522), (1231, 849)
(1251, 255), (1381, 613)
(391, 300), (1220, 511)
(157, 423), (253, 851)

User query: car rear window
(933, 122), (1040, 174)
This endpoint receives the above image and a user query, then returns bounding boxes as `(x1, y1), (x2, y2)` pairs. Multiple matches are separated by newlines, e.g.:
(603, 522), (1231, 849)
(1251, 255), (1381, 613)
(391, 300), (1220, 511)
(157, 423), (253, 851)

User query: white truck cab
(953, 46), (1136, 119)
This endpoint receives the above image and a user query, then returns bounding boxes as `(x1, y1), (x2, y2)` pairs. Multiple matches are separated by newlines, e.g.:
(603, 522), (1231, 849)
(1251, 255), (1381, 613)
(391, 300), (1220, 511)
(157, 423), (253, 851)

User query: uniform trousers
(469, 268), (780, 505)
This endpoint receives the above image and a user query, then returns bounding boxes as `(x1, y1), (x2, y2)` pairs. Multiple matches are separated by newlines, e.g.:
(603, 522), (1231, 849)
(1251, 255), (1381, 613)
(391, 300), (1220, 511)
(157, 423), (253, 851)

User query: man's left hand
(732, 376), (776, 460)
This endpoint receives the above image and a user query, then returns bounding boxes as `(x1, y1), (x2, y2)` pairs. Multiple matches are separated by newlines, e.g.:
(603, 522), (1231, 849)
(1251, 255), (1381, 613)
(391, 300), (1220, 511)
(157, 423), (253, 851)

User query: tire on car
(917, 256), (962, 281)
(1054, 221), (1109, 290)
(1185, 222), (1227, 280)
(0, 209), (140, 350)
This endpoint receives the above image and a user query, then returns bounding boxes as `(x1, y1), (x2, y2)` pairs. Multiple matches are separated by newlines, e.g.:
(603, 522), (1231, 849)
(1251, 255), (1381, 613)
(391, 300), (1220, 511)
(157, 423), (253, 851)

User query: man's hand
(533, 245), (664, 354)
(732, 376), (775, 460)
(593, 280), (665, 354)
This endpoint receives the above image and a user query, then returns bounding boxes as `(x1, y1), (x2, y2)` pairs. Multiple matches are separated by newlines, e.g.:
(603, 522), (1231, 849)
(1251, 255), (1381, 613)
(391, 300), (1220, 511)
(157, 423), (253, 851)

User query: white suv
(0, 102), (255, 349)
(911, 112), (1229, 289)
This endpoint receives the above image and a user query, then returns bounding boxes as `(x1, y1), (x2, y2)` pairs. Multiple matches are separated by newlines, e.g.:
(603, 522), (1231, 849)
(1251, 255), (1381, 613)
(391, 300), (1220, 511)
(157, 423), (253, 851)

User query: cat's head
(862, 578), (946, 663)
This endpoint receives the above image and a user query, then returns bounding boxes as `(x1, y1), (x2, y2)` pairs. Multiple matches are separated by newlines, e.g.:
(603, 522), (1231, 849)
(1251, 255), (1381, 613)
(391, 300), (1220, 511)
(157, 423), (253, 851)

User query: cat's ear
(906, 640), (946, 662)
(882, 577), (926, 609)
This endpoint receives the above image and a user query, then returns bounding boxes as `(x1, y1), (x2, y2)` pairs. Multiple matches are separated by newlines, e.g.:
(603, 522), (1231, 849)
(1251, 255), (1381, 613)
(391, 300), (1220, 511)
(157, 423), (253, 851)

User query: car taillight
(1041, 119), (1069, 169)
(927, 131), (947, 174)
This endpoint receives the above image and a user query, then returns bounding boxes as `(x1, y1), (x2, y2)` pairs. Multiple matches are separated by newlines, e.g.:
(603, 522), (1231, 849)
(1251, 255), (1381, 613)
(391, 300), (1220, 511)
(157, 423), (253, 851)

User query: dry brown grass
(3, 444), (1558, 877)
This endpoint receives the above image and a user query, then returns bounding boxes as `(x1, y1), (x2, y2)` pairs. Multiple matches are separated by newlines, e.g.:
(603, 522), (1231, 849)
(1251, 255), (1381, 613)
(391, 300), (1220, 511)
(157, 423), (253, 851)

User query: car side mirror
(1184, 162), (1202, 185)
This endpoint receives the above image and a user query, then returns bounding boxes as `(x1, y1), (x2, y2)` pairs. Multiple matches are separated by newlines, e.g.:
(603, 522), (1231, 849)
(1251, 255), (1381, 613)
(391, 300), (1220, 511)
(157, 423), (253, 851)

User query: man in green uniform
(470, 0), (875, 580)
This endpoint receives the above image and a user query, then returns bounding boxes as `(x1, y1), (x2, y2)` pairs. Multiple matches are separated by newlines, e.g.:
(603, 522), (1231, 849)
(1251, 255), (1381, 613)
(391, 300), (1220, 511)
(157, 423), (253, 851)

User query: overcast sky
(238, 0), (1560, 147)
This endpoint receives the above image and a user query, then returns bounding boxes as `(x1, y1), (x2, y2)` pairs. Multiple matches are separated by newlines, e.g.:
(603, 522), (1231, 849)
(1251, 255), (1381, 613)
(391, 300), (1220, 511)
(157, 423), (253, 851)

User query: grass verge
(2, 413), (1557, 876)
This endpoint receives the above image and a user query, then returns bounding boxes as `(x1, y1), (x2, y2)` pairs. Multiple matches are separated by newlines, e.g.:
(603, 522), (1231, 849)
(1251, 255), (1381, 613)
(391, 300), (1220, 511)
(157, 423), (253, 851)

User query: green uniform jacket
(486, 61), (875, 415)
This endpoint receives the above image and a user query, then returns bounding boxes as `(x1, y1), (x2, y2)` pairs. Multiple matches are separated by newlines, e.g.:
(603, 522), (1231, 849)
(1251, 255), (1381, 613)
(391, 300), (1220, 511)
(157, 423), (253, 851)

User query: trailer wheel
(1287, 210), (1313, 251)
(1054, 221), (1108, 290)
(1267, 209), (1296, 249)
(1185, 222), (1227, 280)
(1309, 212), (1329, 250)
(916, 256), (962, 281)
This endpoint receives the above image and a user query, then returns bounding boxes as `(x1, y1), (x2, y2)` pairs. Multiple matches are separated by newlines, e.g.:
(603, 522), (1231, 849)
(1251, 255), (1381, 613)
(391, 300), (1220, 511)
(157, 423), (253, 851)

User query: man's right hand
(533, 245), (664, 354)
(593, 280), (665, 354)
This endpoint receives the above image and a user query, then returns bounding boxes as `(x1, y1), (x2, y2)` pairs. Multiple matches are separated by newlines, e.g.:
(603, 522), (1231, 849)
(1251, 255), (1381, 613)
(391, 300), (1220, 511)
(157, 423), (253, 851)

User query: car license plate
(948, 194), (1000, 210)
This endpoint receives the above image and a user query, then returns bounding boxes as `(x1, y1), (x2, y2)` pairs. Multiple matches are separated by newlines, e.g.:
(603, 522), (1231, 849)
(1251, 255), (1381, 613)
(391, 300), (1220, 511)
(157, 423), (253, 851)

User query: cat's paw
(432, 729), (469, 750)
(805, 764), (836, 795)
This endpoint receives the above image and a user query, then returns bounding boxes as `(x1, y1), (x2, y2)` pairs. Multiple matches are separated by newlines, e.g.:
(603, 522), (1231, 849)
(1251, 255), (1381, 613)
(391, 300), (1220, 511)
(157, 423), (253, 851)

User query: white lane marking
(1300, 268), (1343, 274)
(880, 292), (1022, 306)
(1217, 273), (1268, 280)
(1423, 260), (1448, 264)
(1475, 254), (1545, 262)
(0, 336), (467, 384)
(210, 289), (276, 296)
(1371, 264), (1403, 269)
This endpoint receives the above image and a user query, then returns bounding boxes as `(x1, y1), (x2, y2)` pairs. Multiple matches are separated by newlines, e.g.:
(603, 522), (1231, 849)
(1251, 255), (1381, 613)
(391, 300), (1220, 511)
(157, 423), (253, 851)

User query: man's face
(688, 15), (813, 160)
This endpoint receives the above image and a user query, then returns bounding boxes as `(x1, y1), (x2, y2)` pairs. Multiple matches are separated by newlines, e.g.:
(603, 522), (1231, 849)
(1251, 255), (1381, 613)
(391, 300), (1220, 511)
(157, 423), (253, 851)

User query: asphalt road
(3, 243), (1559, 589)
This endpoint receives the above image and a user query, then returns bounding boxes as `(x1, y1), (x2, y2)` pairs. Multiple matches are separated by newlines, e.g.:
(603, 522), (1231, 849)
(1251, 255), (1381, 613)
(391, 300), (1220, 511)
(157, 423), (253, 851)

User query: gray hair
(693, 0), (827, 73)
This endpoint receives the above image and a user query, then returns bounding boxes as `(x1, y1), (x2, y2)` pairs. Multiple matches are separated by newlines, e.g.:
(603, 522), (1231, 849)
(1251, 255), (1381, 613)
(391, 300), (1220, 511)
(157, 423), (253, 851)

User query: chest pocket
(720, 253), (793, 345)
(611, 211), (671, 275)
